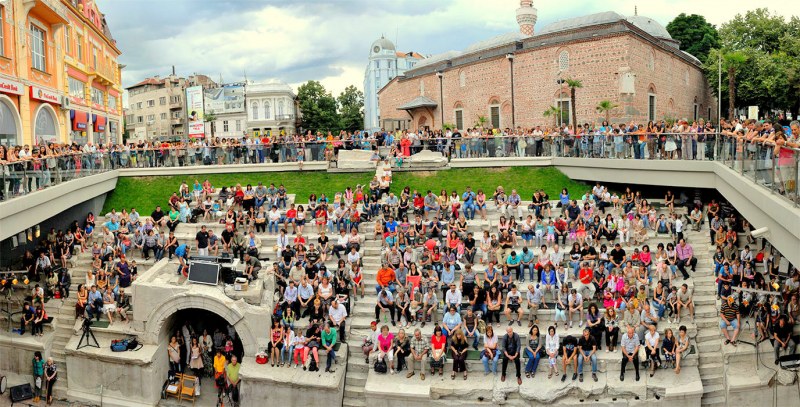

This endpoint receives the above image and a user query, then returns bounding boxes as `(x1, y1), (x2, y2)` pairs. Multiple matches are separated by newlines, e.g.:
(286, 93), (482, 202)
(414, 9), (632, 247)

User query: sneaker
(579, 374), (584, 382)
(407, 372), (415, 378)
(592, 373), (598, 382)
(517, 320), (521, 326)
(509, 320), (514, 326)
(569, 321), (573, 328)
(561, 374), (567, 382)
(572, 373), (577, 381)
(578, 320), (583, 328)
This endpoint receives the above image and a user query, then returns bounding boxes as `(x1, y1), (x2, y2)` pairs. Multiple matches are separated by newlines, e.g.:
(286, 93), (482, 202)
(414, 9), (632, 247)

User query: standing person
(501, 326), (522, 385)
(44, 357), (57, 405)
(189, 337), (205, 384)
(168, 336), (182, 373)
(32, 351), (45, 403)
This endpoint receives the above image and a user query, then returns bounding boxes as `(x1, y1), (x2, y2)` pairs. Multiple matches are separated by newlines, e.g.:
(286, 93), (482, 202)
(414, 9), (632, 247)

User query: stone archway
(142, 293), (260, 355)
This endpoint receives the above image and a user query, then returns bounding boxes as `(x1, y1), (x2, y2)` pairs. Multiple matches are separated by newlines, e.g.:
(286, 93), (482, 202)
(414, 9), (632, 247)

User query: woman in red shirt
(430, 325), (447, 376)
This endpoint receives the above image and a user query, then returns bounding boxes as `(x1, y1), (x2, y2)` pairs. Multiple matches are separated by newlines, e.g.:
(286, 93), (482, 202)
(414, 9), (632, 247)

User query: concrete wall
(239, 353), (347, 407)
(0, 170), (117, 241)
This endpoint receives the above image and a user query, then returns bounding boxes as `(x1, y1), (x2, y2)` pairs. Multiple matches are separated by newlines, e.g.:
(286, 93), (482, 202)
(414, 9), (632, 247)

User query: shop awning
(397, 96), (438, 111)
(93, 115), (106, 132)
(70, 110), (88, 131)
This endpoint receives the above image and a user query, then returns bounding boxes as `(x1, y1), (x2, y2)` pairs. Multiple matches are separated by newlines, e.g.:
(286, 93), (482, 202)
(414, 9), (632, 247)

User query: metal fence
(1, 133), (797, 206)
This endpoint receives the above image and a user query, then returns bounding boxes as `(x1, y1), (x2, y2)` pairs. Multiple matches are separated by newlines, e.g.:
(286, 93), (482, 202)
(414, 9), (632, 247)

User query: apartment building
(0, 0), (123, 146)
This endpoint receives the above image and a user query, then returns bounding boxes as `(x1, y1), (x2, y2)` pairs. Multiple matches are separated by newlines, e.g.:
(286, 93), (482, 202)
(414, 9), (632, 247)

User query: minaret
(516, 0), (538, 36)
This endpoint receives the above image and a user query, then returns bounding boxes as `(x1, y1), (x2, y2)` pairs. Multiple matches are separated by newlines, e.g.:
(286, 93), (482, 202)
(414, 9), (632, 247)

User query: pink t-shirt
(378, 333), (394, 352)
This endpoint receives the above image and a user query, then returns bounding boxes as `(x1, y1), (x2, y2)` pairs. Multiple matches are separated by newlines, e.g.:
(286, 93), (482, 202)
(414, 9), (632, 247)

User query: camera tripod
(77, 318), (99, 349)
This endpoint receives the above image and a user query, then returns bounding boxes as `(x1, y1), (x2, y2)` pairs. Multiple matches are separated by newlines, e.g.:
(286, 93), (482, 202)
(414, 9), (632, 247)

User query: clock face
(373, 46), (380, 53)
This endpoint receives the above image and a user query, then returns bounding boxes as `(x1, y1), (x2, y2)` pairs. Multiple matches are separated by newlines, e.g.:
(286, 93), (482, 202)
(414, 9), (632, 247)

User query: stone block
(408, 150), (448, 167)
(338, 149), (377, 170)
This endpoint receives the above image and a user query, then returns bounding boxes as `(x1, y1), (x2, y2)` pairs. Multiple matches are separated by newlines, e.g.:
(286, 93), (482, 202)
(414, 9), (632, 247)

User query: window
(708, 107), (712, 121)
(34, 108), (57, 145)
(77, 35), (83, 61)
(648, 94), (656, 121)
(92, 47), (98, 69)
(558, 50), (569, 71)
(136, 116), (143, 123)
(693, 104), (698, 122)
(0, 6), (4, 57)
(490, 106), (500, 129)
(146, 114), (154, 122)
(63, 26), (70, 55)
(223, 120), (229, 132)
(264, 102), (271, 119)
(68, 77), (85, 98)
(108, 94), (117, 110)
(277, 101), (284, 116)
(557, 99), (571, 125)
(251, 102), (259, 120)
(160, 96), (166, 105)
(91, 88), (104, 105)
(236, 120), (241, 132)
(31, 25), (46, 72)
(455, 110), (463, 130)
(0, 99), (19, 146)
(160, 113), (167, 120)
(147, 99), (155, 107)
(137, 102), (142, 109)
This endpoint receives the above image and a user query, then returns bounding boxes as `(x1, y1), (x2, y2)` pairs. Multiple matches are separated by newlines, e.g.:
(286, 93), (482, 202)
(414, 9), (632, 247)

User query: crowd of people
(2, 118), (796, 201)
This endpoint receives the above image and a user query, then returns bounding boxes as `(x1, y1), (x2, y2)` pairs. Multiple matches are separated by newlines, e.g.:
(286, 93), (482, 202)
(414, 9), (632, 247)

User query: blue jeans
(268, 220), (280, 233)
(570, 261), (580, 279)
(577, 350), (597, 373)
(464, 329), (479, 348)
(325, 349), (336, 370)
(524, 349), (541, 373)
(481, 350), (500, 373)
(463, 204), (475, 220)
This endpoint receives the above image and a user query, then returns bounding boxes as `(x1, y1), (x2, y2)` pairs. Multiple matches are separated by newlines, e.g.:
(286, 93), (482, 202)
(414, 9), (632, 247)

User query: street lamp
(507, 53), (515, 128)
(436, 71), (444, 129)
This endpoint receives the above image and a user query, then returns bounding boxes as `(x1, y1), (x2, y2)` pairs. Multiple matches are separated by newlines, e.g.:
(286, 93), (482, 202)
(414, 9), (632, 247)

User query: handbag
(255, 353), (268, 364)
(374, 359), (387, 373)
(110, 339), (129, 352)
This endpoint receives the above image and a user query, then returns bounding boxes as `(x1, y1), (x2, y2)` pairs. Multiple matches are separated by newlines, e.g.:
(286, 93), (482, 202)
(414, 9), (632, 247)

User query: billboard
(186, 85), (205, 138)
(204, 84), (245, 115)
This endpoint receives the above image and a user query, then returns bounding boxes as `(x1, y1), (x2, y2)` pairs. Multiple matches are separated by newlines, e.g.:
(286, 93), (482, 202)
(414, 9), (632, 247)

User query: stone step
(342, 396), (366, 407)
(703, 384), (725, 399)
(344, 384), (364, 399)
(701, 395), (727, 406)
(701, 375), (723, 386)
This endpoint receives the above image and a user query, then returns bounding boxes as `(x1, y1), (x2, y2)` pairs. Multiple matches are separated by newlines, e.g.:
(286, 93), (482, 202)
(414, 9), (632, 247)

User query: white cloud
(104, 0), (800, 108)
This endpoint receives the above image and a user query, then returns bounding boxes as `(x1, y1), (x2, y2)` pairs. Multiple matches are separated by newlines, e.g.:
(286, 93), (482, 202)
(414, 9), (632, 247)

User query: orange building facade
(0, 0), (122, 147)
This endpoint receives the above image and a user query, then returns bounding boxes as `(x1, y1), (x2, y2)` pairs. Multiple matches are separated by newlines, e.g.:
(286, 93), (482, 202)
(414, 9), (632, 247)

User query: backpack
(110, 339), (129, 352)
(374, 359), (387, 374)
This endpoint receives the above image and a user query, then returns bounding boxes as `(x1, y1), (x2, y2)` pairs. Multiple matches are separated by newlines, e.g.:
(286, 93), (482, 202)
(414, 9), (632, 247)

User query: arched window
(251, 101), (259, 120)
(264, 101), (271, 120)
(34, 106), (57, 145)
(0, 98), (20, 146)
(558, 50), (569, 71)
(278, 101), (284, 116)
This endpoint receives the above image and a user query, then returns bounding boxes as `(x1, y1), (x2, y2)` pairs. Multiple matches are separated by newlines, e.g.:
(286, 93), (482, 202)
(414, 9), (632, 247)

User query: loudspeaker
(10, 383), (33, 402)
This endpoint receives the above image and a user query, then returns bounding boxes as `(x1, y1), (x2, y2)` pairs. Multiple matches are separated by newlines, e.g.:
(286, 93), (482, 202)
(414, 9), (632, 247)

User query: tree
(475, 115), (487, 129)
(666, 13), (720, 62)
(542, 106), (561, 127)
(565, 78), (582, 128)
(723, 51), (748, 120)
(337, 85), (364, 132)
(297, 80), (340, 133)
(595, 100), (619, 123)
(203, 111), (217, 137)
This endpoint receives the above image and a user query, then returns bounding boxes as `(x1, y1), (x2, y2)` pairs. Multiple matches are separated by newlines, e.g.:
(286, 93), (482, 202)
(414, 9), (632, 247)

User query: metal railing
(1, 133), (797, 206)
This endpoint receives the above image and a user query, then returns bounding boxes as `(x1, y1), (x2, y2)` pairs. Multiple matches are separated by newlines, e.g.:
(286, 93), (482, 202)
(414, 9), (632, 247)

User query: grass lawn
(102, 167), (588, 213)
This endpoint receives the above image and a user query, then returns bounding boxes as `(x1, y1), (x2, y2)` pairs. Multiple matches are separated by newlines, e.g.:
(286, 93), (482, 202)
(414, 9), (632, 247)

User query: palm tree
(723, 51), (748, 121)
(565, 78), (583, 129)
(475, 115), (488, 129)
(542, 105), (562, 127)
(596, 100), (619, 123)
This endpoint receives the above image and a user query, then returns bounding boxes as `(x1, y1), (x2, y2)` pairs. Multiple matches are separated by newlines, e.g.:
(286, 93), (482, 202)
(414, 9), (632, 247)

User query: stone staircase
(684, 232), (725, 407)
(342, 342), (368, 407)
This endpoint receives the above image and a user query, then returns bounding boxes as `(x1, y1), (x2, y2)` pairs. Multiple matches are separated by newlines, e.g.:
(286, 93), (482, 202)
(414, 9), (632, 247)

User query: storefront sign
(30, 86), (61, 104)
(0, 78), (24, 96)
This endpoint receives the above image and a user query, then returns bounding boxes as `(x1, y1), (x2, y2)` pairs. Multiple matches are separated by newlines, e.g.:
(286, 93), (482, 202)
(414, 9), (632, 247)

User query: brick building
(378, 1), (716, 131)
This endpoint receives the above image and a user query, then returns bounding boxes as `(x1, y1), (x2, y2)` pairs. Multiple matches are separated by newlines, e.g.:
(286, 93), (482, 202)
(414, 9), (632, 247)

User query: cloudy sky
(102, 0), (799, 104)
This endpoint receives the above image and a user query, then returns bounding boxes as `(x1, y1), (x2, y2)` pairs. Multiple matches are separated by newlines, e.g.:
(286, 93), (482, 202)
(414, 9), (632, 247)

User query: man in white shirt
(332, 230), (349, 259)
(328, 299), (348, 341)
(444, 284), (462, 312)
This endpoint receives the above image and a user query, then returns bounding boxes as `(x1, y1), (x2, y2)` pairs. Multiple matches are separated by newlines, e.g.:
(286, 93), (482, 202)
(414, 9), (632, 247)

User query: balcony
(90, 63), (118, 86)
(24, 0), (69, 24)
(275, 114), (295, 121)
(170, 118), (183, 125)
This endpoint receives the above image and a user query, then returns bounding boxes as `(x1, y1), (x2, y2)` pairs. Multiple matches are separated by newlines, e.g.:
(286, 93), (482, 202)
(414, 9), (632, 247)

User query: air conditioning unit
(61, 96), (71, 110)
